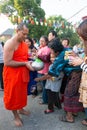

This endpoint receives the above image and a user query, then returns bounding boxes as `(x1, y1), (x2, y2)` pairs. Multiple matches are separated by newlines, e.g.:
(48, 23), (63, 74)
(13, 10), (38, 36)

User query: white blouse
(80, 62), (87, 73)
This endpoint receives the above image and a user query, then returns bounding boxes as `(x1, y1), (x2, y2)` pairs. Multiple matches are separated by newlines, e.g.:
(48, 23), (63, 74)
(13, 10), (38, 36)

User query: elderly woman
(48, 38), (83, 123)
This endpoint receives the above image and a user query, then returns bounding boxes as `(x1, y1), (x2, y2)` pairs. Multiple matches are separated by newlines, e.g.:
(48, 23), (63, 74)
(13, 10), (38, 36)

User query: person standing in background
(32, 38), (39, 50)
(0, 41), (4, 90)
(62, 38), (70, 48)
(60, 38), (70, 103)
(48, 30), (57, 42)
(37, 35), (51, 104)
(48, 30), (62, 107)
(25, 37), (38, 96)
(73, 44), (79, 54)
(48, 30), (57, 47)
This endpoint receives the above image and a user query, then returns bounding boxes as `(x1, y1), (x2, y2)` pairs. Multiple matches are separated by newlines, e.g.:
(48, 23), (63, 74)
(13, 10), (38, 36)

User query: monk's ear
(14, 25), (19, 33)
(15, 28), (19, 33)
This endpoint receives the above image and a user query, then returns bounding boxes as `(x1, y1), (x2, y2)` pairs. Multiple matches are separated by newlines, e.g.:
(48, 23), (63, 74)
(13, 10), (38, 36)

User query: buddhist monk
(3, 22), (34, 127)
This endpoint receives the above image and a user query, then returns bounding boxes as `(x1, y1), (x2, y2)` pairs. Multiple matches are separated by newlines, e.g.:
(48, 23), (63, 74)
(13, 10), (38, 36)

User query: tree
(0, 0), (45, 19)
(0, 0), (15, 15)
(47, 15), (80, 46)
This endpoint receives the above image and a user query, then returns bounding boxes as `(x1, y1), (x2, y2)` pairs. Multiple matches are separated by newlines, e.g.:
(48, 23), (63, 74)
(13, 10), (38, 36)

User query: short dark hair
(62, 38), (70, 45)
(49, 38), (64, 53)
(25, 36), (34, 49)
(33, 38), (37, 43)
(1, 41), (4, 46)
(49, 30), (57, 37)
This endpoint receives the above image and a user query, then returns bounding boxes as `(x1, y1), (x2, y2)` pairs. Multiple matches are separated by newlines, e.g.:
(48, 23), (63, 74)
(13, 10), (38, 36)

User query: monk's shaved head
(17, 22), (28, 31)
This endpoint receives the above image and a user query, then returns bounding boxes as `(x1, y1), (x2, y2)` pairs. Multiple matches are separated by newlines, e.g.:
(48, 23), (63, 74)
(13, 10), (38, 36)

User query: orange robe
(3, 42), (29, 110)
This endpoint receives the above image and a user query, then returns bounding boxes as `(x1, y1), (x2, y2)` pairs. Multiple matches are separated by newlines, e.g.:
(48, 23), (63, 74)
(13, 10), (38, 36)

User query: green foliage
(0, 0), (45, 18)
(27, 24), (50, 40)
(0, 0), (15, 15)
(35, 0), (41, 5)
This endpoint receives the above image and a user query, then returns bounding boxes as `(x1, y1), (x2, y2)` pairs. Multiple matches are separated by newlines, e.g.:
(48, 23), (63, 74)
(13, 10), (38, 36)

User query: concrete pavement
(0, 90), (86, 130)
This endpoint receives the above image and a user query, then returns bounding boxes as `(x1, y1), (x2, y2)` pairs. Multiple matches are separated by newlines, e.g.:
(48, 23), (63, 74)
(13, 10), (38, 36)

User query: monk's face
(17, 26), (29, 42)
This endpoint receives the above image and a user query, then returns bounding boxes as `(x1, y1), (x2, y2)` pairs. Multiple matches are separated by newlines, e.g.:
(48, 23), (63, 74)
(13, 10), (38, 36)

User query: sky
(0, 14), (14, 34)
(41, 0), (87, 24)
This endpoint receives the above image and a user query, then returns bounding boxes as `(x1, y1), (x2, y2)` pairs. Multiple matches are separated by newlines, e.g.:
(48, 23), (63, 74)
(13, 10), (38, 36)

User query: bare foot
(82, 119), (87, 126)
(72, 113), (78, 117)
(14, 118), (23, 127)
(59, 115), (74, 123)
(66, 115), (74, 122)
(19, 108), (30, 116)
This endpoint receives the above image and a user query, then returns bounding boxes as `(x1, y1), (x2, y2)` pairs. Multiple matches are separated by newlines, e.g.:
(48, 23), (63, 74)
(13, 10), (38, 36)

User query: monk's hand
(26, 61), (35, 71)
(70, 57), (83, 66)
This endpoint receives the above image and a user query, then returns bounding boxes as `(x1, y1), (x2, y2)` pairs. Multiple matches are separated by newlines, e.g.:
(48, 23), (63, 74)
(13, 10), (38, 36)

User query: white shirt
(45, 71), (64, 92)
(73, 45), (78, 54)
(0, 43), (3, 63)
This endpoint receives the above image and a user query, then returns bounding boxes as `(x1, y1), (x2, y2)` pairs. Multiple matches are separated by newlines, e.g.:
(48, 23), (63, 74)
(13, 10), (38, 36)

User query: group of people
(2, 19), (87, 127)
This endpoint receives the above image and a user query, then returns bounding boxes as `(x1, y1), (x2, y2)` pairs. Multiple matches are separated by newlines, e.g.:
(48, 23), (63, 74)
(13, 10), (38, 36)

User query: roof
(0, 28), (14, 37)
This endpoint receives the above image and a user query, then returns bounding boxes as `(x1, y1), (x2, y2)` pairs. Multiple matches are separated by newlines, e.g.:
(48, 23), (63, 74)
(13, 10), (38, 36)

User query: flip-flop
(82, 119), (87, 126)
(44, 109), (54, 114)
(72, 114), (78, 117)
(59, 115), (74, 123)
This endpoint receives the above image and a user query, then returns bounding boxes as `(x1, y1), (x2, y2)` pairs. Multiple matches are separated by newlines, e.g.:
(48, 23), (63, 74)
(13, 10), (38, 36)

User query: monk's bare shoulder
(4, 37), (16, 51)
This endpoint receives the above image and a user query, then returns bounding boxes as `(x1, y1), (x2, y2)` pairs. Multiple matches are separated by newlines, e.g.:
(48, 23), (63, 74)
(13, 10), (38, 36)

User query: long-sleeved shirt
(80, 62), (87, 73)
(48, 48), (81, 77)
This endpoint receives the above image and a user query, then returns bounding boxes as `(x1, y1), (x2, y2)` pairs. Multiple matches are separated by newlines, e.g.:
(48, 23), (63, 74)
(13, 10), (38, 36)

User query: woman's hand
(70, 57), (84, 66)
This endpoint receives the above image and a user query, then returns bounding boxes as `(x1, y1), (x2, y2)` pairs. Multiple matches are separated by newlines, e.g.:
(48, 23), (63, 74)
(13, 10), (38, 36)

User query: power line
(67, 5), (87, 21)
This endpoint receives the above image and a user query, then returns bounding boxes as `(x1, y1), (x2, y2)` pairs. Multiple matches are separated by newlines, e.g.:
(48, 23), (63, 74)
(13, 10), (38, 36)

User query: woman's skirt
(64, 71), (83, 113)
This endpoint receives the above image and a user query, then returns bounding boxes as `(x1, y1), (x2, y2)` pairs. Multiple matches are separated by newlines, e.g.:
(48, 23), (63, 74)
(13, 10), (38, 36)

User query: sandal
(72, 113), (78, 117)
(44, 109), (54, 114)
(82, 119), (87, 126)
(59, 115), (74, 123)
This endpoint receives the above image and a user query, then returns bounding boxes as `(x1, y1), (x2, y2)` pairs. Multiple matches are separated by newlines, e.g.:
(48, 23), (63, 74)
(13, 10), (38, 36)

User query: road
(0, 90), (86, 130)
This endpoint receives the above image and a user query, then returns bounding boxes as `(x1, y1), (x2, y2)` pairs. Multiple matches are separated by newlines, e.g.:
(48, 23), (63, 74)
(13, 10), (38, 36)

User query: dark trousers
(84, 108), (87, 119)
(60, 74), (68, 94)
(0, 63), (4, 89)
(47, 89), (61, 110)
(42, 80), (48, 103)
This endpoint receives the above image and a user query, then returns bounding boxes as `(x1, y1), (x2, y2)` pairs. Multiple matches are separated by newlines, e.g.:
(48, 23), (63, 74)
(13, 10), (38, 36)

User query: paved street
(0, 91), (86, 130)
